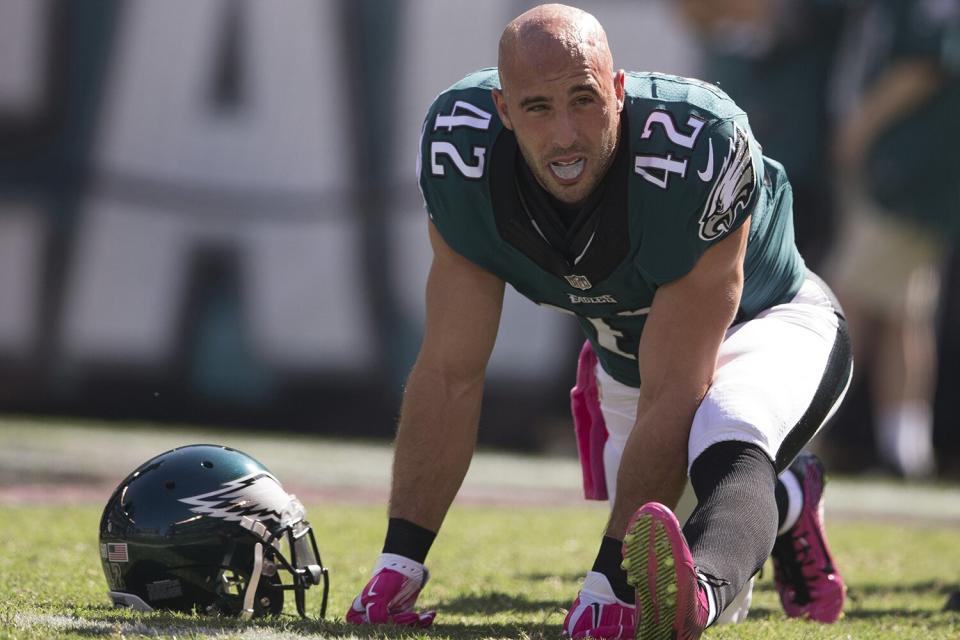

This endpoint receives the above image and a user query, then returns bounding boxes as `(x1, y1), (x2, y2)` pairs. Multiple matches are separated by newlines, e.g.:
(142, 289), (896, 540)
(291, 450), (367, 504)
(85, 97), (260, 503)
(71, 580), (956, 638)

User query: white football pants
(597, 276), (850, 624)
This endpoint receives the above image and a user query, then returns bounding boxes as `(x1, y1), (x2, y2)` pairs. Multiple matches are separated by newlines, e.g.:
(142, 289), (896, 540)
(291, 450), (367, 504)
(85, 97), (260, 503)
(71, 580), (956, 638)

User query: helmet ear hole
(164, 481), (176, 490)
(201, 460), (214, 469)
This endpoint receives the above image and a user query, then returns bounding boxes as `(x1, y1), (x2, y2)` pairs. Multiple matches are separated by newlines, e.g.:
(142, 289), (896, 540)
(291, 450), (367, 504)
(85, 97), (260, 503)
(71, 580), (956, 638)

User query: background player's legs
(827, 195), (943, 477)
(873, 280), (939, 477)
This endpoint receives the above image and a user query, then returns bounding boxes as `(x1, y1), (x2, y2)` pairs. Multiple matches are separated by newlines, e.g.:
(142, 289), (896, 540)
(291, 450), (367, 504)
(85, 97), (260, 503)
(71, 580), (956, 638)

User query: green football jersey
(418, 68), (805, 387)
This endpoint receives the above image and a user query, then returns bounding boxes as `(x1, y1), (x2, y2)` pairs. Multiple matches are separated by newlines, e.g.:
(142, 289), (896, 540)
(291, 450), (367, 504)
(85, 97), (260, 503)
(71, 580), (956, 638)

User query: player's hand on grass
(345, 553), (436, 627)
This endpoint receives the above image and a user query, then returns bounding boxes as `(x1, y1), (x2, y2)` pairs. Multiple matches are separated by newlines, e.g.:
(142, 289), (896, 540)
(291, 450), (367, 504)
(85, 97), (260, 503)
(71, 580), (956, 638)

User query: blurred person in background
(344, 4), (852, 638)
(676, 0), (846, 270)
(826, 0), (960, 478)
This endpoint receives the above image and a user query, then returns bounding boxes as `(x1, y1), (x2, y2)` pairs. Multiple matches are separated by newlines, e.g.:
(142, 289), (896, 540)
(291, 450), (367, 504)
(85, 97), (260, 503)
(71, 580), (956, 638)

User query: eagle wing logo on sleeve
(697, 124), (756, 241)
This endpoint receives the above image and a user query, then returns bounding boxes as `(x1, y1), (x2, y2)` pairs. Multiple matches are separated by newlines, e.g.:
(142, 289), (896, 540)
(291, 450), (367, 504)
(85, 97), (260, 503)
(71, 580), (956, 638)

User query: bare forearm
(606, 397), (700, 538)
(604, 225), (747, 538)
(388, 361), (484, 532)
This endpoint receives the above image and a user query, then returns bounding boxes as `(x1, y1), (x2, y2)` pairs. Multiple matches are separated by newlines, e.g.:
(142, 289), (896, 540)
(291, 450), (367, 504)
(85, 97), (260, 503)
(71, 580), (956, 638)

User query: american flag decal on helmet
(178, 472), (288, 524)
(107, 543), (129, 563)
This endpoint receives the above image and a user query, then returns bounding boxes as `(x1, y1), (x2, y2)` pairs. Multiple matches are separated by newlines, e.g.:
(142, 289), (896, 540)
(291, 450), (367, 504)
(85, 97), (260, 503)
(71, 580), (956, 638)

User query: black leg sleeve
(683, 441), (779, 615)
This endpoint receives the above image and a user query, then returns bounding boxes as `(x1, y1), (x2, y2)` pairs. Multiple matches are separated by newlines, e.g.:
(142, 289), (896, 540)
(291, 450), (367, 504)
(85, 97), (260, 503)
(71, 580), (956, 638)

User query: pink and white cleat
(622, 502), (709, 640)
(563, 571), (636, 639)
(771, 452), (846, 622)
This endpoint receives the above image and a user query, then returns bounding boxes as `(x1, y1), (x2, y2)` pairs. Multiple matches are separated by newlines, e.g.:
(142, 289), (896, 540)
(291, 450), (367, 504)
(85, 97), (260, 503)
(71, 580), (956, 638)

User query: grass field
(1, 418), (959, 639)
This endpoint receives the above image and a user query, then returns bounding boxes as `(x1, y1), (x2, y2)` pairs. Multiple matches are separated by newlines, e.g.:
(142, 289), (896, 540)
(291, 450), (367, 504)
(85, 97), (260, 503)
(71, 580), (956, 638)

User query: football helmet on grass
(99, 444), (328, 618)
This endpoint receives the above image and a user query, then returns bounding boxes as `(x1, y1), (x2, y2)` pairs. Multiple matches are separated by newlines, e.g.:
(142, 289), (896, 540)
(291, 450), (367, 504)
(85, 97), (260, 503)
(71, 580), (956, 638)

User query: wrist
(375, 553), (428, 583)
(382, 517), (436, 564)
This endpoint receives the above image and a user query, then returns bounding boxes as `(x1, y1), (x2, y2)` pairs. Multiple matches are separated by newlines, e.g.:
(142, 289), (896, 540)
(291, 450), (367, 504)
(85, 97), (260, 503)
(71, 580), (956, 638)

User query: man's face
(494, 47), (624, 207)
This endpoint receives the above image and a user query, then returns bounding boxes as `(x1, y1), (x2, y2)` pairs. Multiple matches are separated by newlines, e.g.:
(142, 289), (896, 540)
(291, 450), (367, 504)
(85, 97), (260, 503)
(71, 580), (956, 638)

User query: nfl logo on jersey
(565, 274), (592, 290)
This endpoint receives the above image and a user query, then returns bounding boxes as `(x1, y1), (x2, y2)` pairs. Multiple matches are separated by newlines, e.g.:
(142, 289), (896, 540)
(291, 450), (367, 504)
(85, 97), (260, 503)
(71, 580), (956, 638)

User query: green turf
(0, 503), (957, 639)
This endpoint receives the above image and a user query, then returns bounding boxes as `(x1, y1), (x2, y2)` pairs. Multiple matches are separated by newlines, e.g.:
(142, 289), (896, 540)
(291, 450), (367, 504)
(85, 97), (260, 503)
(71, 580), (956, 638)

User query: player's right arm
(348, 72), (504, 627)
(389, 220), (505, 531)
(346, 221), (503, 627)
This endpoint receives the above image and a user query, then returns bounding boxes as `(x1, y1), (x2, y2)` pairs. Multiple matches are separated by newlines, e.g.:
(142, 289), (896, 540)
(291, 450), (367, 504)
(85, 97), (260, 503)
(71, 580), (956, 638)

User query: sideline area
(2, 416), (959, 522)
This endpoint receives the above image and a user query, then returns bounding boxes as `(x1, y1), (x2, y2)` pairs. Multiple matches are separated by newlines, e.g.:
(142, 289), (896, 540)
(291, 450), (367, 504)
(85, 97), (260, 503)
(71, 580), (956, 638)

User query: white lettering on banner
(0, 207), (43, 356)
(62, 0), (370, 371)
(95, 0), (348, 192)
(0, 1), (49, 356)
(0, 0), (50, 116)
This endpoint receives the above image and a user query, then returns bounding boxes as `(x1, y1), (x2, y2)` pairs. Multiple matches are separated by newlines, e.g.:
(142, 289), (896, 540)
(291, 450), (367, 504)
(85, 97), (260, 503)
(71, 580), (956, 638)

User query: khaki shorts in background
(826, 186), (945, 316)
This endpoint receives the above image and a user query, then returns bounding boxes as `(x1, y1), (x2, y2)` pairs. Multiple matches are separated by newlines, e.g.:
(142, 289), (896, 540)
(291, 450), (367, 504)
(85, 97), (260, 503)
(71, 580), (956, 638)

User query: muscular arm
(388, 221), (505, 532)
(606, 218), (750, 537)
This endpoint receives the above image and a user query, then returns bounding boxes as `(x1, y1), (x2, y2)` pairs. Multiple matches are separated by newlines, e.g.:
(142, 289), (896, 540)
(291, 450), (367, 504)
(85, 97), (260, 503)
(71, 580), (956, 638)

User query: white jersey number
(428, 101), (492, 180)
(634, 110), (706, 190)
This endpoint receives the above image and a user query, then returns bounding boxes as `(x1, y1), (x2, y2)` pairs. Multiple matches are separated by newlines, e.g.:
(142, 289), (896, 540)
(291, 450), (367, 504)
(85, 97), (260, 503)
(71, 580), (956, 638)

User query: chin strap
(241, 542), (265, 620)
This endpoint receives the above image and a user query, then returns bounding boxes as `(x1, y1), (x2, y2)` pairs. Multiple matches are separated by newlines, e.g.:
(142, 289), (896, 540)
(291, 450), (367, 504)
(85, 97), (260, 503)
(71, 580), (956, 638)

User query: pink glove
(563, 572), (636, 639)
(346, 553), (436, 627)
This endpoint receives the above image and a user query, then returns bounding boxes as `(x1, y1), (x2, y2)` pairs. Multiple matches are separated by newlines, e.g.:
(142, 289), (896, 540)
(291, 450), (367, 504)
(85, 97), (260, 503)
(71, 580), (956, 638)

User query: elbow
(409, 356), (486, 399)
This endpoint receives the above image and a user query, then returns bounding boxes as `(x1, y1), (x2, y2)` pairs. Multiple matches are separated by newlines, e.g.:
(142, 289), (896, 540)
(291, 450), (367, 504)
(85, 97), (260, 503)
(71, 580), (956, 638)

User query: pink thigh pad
(570, 341), (608, 500)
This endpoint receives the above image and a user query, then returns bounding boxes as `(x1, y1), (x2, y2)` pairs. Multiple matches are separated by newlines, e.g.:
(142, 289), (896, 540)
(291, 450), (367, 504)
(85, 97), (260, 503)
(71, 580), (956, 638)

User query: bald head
(491, 4), (624, 207)
(498, 4), (613, 91)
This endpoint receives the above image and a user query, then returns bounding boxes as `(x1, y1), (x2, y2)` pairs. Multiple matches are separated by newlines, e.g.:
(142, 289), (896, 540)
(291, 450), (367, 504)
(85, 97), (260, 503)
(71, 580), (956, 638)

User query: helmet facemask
(236, 495), (329, 619)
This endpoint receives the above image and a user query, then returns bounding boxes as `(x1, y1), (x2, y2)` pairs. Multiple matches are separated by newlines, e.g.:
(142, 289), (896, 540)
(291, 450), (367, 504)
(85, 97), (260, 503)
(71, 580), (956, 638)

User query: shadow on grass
(846, 579), (954, 596)
(62, 605), (565, 639)
(438, 591), (566, 615)
(678, 603), (950, 626)
(521, 571), (587, 582)
(842, 608), (947, 620)
(33, 601), (959, 639)
(738, 586), (955, 623)
(735, 606), (779, 619)
(749, 576), (954, 600)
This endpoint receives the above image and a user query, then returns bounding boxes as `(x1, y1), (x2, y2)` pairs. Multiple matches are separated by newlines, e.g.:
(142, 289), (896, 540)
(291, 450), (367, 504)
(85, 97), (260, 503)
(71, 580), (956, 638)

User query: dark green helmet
(99, 444), (329, 618)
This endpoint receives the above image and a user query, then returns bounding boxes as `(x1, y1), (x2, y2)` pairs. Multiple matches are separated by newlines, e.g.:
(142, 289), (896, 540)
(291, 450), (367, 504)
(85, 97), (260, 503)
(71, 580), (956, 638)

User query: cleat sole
(623, 513), (678, 640)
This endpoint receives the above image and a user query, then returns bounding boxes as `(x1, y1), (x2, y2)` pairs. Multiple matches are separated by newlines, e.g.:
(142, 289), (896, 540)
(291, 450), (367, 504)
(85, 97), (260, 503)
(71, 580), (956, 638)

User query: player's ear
(613, 69), (625, 112)
(492, 88), (514, 130)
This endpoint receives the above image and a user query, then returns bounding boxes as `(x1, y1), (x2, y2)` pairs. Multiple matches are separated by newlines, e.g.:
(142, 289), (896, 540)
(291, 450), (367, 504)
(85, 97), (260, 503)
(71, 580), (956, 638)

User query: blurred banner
(2, 0), (958, 466)
(0, 0), (697, 446)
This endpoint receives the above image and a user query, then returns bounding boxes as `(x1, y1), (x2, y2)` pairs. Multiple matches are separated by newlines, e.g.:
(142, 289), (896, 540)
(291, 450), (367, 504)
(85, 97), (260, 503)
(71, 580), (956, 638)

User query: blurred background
(0, 0), (958, 477)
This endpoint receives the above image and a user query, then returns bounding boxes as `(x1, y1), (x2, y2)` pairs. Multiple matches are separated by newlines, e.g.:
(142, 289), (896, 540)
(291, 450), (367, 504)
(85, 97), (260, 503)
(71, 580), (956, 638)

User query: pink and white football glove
(345, 553), (436, 627)
(563, 572), (636, 639)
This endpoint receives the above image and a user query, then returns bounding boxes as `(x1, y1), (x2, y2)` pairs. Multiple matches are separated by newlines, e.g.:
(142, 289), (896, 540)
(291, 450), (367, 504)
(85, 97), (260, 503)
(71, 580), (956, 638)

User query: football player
(827, 0), (960, 479)
(347, 4), (851, 638)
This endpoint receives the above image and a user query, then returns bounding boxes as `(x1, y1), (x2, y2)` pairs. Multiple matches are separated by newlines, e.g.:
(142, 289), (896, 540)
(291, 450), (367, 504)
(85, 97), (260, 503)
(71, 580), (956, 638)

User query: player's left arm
(606, 215), (750, 537)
